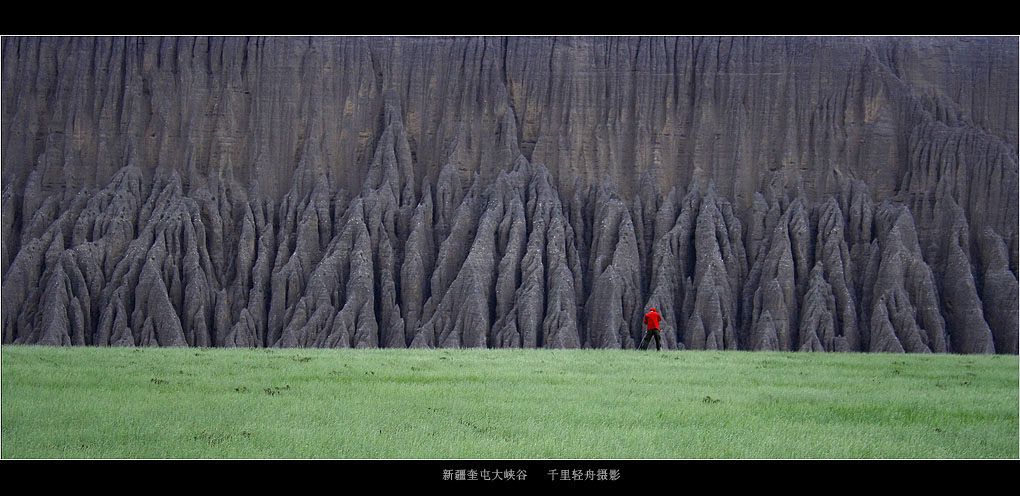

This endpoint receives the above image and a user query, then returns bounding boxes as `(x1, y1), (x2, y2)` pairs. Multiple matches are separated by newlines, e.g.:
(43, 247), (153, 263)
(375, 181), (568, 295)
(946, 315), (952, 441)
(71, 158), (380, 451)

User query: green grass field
(1, 345), (1016, 459)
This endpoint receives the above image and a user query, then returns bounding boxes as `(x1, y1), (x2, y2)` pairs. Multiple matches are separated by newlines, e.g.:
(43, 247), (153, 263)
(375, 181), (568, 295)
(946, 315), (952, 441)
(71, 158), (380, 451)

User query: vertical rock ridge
(978, 228), (1019, 354)
(813, 197), (859, 350)
(583, 180), (642, 348)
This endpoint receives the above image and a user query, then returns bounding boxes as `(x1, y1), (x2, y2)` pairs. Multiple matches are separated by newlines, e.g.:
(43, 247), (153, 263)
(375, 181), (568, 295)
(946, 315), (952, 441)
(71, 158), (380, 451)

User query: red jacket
(644, 308), (662, 330)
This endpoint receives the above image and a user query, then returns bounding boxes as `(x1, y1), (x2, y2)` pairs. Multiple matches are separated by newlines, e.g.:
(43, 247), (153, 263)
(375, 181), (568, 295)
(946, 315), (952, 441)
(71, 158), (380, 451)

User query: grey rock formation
(2, 35), (1017, 353)
(978, 228), (1020, 354)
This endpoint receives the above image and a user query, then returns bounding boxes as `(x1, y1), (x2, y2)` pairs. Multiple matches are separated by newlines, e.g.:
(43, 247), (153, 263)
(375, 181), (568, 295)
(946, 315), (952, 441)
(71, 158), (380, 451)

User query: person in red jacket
(640, 307), (663, 350)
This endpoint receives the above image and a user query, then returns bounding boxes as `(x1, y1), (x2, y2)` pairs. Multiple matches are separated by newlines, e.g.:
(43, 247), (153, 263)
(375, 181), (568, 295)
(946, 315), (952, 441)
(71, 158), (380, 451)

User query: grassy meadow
(1, 345), (1017, 459)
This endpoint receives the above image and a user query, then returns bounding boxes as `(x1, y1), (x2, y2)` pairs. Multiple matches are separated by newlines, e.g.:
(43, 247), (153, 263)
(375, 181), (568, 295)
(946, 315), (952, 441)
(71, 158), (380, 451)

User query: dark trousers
(639, 328), (661, 350)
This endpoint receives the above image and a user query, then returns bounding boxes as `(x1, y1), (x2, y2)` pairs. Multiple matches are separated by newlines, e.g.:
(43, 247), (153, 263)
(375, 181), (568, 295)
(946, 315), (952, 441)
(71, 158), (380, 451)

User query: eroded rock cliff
(2, 35), (1016, 353)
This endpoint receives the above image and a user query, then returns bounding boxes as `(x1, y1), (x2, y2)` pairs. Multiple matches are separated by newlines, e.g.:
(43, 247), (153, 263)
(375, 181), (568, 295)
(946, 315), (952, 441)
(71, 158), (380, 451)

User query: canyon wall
(2, 35), (1016, 352)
